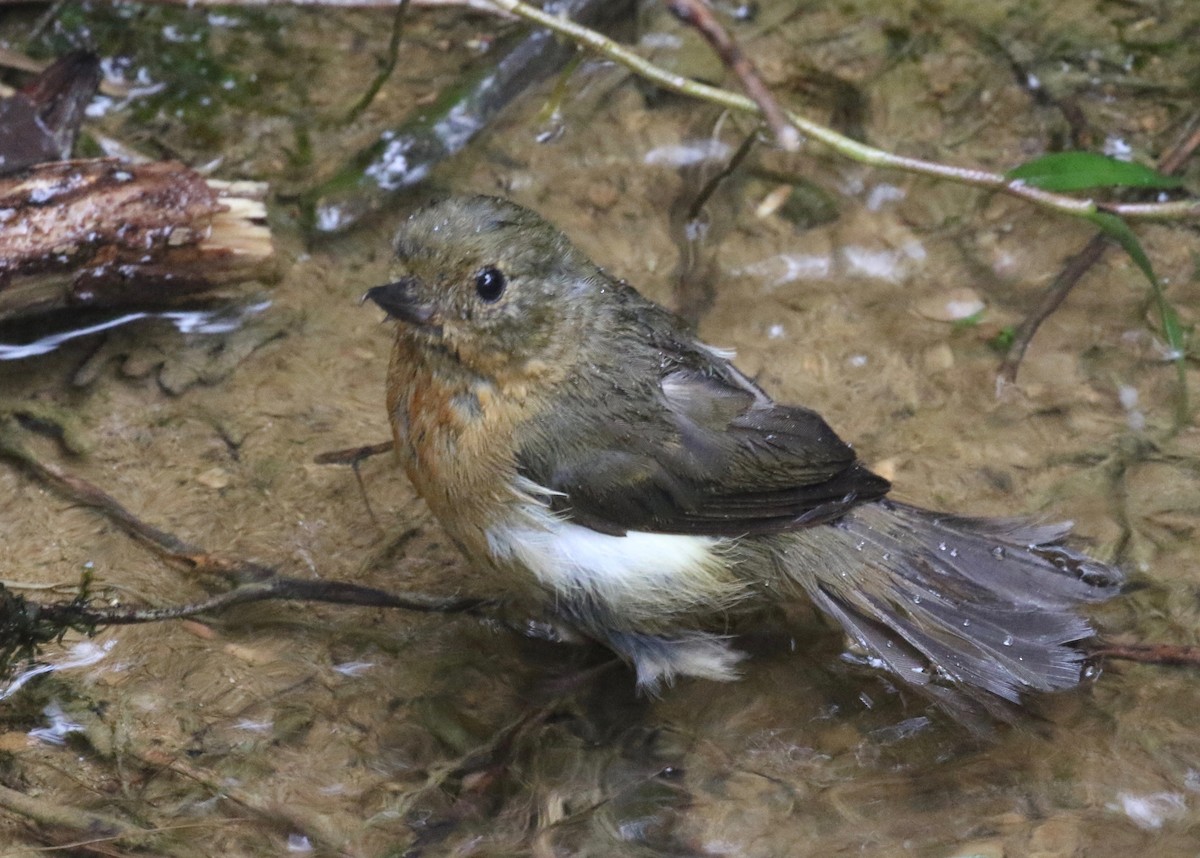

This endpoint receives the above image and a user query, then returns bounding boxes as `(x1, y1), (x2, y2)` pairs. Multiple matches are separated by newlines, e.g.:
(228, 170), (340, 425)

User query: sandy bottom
(1, 1), (1199, 854)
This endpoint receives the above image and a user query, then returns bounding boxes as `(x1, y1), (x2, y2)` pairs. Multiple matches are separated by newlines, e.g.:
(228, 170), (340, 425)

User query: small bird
(367, 195), (1123, 720)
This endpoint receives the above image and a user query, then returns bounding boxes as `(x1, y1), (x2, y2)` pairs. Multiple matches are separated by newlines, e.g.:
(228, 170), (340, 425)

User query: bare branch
(666, 0), (799, 151)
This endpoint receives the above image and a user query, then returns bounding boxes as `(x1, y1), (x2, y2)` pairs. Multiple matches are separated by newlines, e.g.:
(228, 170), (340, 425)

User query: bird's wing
(517, 359), (890, 537)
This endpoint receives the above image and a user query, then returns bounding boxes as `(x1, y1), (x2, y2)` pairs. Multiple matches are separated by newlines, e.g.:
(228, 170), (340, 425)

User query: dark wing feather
(517, 347), (889, 537)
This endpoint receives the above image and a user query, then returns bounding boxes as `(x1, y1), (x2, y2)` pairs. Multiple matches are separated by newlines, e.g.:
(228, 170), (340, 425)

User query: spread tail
(785, 499), (1124, 719)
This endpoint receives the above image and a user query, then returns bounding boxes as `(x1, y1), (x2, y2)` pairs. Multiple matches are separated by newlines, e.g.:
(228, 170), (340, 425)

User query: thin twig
(669, 126), (757, 324)
(1090, 641), (1200, 668)
(314, 440), (395, 525)
(312, 440), (393, 465)
(344, 0), (411, 123)
(0, 422), (272, 584)
(685, 124), (758, 222)
(483, 0), (1200, 223)
(666, 0), (799, 151)
(967, 23), (1093, 150)
(1158, 116), (1200, 176)
(996, 233), (1109, 388)
(42, 576), (491, 628)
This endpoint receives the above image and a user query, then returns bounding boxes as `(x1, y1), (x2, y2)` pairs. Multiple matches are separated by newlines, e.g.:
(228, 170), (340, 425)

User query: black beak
(363, 277), (436, 326)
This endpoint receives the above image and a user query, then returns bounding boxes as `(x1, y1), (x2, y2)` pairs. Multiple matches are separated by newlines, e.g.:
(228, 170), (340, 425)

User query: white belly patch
(485, 499), (743, 621)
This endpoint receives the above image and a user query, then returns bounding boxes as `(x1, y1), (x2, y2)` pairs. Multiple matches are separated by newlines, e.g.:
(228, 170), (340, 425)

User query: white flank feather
(486, 483), (743, 621)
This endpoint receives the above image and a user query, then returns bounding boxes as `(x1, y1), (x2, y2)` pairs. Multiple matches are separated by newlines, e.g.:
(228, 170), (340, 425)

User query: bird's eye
(474, 267), (507, 303)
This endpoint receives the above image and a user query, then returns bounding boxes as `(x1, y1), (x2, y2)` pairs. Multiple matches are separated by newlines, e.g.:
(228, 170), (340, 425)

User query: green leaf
(1008, 152), (1182, 192)
(988, 325), (1016, 353)
(1087, 212), (1180, 349)
(1088, 211), (1190, 426)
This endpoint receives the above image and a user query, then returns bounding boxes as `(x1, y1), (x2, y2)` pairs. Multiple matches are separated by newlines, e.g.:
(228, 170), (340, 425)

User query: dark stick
(684, 128), (758, 222)
(1090, 640), (1200, 668)
(667, 0), (800, 152)
(669, 129), (758, 324)
(344, 0), (411, 123)
(314, 439), (395, 525)
(42, 576), (492, 628)
(0, 427), (273, 583)
(997, 233), (1109, 387)
(312, 440), (394, 465)
(1158, 119), (1200, 176)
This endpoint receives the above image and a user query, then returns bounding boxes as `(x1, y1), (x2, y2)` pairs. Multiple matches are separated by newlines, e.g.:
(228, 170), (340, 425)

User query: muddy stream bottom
(2, 0), (1200, 855)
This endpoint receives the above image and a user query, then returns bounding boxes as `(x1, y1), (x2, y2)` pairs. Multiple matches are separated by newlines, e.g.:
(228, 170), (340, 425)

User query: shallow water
(1, 1), (1199, 855)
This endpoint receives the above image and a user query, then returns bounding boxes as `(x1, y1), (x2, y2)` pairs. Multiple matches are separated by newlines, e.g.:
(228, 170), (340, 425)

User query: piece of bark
(0, 158), (275, 321)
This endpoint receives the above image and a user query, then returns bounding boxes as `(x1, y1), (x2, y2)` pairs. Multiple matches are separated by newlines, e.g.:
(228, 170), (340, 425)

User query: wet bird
(366, 194), (1123, 721)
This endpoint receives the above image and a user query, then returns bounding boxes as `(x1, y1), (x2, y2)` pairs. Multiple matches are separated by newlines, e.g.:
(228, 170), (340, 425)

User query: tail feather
(783, 499), (1124, 714)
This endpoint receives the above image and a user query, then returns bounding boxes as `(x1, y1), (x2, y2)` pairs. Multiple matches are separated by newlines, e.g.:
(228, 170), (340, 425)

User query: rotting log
(0, 158), (275, 322)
